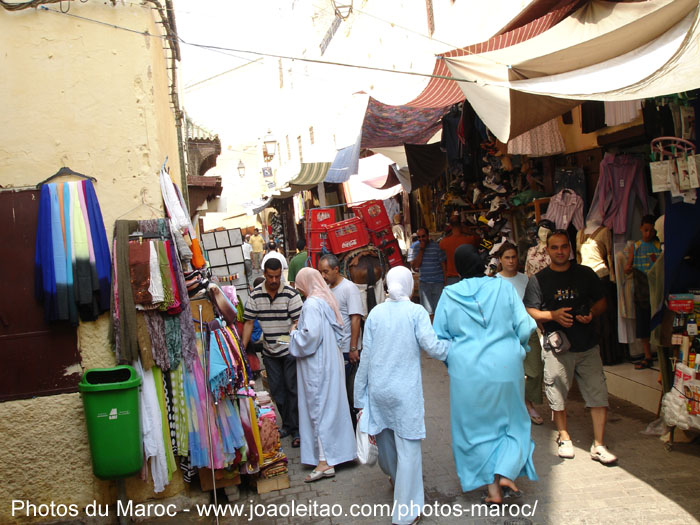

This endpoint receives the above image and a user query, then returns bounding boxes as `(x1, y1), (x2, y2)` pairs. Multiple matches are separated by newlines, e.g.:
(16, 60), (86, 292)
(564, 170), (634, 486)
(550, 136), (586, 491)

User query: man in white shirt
(242, 234), (253, 287)
(261, 241), (288, 280)
(318, 253), (363, 428)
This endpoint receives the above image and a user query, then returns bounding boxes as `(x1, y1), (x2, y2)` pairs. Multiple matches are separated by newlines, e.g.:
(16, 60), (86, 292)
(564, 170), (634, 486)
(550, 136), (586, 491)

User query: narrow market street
(147, 355), (700, 525)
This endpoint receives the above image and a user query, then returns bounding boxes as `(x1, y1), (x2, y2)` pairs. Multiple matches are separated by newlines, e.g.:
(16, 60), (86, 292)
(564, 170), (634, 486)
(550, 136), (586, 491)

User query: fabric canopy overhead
(404, 142), (447, 190)
(241, 196), (273, 215)
(343, 154), (403, 205)
(325, 134), (361, 183)
(276, 162), (331, 198)
(360, 97), (449, 149)
(443, 0), (700, 142)
(402, 0), (581, 108)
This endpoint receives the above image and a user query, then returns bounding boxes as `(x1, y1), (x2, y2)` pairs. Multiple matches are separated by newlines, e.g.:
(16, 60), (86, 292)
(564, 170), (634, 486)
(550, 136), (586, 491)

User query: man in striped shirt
(408, 227), (446, 319)
(242, 257), (303, 447)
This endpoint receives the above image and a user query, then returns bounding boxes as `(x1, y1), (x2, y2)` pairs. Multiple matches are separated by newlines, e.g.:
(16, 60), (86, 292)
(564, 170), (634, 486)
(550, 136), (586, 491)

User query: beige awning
(442, 0), (700, 142)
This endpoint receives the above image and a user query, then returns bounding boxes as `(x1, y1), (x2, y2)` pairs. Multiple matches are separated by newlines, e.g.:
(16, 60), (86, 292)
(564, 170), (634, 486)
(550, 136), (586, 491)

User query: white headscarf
(386, 266), (414, 302)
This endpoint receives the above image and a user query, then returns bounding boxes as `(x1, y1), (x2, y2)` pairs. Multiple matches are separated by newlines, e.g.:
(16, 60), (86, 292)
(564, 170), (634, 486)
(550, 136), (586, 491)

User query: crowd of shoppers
(238, 218), (619, 524)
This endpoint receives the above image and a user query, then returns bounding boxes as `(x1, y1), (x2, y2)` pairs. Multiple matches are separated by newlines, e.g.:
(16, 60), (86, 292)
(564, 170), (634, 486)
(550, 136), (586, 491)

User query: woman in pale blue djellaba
(289, 267), (356, 483)
(433, 244), (537, 504)
(354, 266), (450, 525)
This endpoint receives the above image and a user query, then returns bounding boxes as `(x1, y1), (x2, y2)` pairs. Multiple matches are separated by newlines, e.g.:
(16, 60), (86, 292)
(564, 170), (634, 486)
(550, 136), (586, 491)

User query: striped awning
(403, 1), (580, 108)
(272, 162), (332, 199)
(288, 162), (331, 190)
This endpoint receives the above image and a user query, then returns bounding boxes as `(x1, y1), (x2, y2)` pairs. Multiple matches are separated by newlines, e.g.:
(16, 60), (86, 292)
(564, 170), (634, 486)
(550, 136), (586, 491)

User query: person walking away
(408, 227), (446, 321)
(242, 234), (253, 287)
(290, 268), (356, 482)
(523, 230), (617, 464)
(287, 238), (308, 287)
(241, 258), (303, 447)
(624, 215), (662, 370)
(318, 253), (363, 429)
(434, 244), (537, 503)
(497, 242), (544, 426)
(250, 228), (265, 270)
(355, 266), (449, 524)
(439, 211), (475, 285)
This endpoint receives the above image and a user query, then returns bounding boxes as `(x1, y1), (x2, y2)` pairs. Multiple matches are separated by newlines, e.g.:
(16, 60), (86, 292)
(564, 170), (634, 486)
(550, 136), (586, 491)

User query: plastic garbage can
(78, 365), (143, 480)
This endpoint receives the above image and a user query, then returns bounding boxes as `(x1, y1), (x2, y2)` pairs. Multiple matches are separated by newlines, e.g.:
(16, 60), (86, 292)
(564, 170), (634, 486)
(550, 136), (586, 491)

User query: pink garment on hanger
(597, 153), (649, 234)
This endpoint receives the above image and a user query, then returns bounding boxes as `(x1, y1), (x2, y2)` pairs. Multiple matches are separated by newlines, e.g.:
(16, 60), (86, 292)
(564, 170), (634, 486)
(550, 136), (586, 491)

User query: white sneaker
(590, 444), (617, 464)
(557, 437), (575, 459)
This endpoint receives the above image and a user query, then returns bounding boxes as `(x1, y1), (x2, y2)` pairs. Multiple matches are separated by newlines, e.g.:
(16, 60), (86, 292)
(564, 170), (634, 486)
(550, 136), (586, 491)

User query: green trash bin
(79, 365), (143, 480)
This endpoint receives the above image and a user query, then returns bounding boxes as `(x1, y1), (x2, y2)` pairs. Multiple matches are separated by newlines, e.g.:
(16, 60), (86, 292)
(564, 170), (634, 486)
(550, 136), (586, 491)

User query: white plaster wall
(0, 3), (184, 522)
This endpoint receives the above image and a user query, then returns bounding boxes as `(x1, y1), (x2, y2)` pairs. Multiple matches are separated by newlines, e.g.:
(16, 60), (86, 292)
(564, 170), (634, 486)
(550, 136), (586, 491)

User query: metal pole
(199, 304), (219, 525)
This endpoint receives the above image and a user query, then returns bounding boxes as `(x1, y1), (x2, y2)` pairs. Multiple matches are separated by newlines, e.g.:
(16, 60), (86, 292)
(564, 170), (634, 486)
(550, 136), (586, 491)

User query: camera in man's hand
(571, 301), (592, 318)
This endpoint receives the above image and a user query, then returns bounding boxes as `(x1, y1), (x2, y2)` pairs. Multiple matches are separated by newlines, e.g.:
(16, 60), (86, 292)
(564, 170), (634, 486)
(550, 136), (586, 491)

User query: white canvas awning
(442, 0), (700, 142)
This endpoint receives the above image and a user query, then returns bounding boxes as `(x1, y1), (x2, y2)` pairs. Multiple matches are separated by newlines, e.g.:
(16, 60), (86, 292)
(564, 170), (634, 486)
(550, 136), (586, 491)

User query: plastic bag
(356, 411), (378, 466)
(640, 417), (667, 436)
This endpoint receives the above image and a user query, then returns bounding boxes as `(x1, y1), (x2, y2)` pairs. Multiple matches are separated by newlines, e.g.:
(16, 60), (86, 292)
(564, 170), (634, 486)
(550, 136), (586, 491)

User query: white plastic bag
(356, 410), (378, 466)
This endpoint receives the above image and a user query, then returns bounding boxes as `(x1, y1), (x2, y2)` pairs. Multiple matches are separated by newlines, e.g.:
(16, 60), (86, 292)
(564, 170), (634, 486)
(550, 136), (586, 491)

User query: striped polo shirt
(408, 240), (446, 283)
(243, 283), (303, 357)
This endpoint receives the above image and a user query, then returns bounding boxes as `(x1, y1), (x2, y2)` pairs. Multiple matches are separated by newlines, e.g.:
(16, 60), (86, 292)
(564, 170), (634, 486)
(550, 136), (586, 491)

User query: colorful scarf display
(35, 180), (111, 324)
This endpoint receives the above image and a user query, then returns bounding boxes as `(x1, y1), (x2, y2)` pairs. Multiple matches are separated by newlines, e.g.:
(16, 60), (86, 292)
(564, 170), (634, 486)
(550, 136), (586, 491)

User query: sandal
(291, 437), (301, 448)
(527, 406), (544, 425)
(635, 358), (653, 370)
(304, 467), (335, 483)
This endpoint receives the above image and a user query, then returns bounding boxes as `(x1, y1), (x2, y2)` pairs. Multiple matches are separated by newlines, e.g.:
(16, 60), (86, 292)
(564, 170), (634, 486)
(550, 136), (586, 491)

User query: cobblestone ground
(146, 354), (700, 525)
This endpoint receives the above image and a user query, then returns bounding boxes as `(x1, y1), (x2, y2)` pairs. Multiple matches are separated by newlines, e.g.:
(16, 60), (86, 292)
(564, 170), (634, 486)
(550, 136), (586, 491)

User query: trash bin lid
(78, 365), (141, 392)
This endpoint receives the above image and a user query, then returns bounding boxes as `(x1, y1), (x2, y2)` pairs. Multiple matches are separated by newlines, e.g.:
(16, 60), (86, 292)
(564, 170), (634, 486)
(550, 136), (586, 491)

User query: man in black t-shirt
(523, 230), (617, 465)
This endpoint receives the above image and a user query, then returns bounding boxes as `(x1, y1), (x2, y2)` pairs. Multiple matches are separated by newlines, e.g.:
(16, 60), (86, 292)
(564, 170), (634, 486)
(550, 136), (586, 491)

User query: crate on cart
(324, 217), (370, 254)
(308, 228), (327, 252)
(352, 200), (391, 231)
(384, 239), (404, 268)
(306, 208), (335, 229)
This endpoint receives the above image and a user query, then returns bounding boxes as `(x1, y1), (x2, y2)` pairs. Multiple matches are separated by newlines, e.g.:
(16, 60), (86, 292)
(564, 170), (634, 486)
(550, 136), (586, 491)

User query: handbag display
(543, 330), (571, 354)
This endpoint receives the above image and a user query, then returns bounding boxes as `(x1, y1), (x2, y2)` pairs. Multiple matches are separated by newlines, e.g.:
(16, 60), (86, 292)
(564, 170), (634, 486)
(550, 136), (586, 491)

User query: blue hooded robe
(433, 276), (538, 491)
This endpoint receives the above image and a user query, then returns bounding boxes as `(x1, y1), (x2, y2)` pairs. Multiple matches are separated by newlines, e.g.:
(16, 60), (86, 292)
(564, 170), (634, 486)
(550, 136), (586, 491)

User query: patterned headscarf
(294, 267), (343, 326)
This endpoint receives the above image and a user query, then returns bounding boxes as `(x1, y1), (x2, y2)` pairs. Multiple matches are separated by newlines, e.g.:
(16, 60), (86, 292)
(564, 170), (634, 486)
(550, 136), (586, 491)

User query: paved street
(145, 353), (700, 525)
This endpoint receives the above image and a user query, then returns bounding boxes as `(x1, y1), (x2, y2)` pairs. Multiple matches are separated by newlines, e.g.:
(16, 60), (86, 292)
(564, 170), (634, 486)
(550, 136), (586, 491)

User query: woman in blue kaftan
(289, 268), (356, 482)
(355, 266), (449, 525)
(433, 244), (537, 503)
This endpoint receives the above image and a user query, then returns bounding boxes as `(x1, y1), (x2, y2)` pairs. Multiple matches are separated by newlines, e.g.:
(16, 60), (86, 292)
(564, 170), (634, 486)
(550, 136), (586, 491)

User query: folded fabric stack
(257, 408), (288, 479)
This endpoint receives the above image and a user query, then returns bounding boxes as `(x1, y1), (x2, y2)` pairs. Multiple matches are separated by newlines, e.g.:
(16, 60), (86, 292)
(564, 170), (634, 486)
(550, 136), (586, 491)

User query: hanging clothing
(604, 100), (642, 127)
(553, 167), (586, 202)
(580, 101), (606, 133)
(434, 277), (537, 492)
(289, 296), (356, 466)
(35, 180), (111, 324)
(525, 243), (551, 278)
(576, 226), (615, 281)
(542, 189), (584, 231)
(507, 118), (565, 157)
(596, 153), (649, 234)
(134, 360), (169, 493)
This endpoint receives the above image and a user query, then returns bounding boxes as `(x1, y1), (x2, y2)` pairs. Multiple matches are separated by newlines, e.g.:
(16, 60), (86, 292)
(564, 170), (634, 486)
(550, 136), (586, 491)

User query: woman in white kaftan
(354, 266), (450, 525)
(289, 268), (356, 482)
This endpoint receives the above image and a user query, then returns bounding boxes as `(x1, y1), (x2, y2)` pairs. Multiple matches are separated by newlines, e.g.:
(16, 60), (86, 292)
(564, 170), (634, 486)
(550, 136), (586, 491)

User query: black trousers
(263, 353), (299, 437)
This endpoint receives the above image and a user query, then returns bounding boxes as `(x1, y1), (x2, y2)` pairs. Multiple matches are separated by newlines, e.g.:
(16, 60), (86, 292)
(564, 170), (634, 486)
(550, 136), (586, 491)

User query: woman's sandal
(304, 467), (335, 483)
(635, 358), (653, 370)
(527, 408), (544, 425)
(291, 437), (300, 448)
